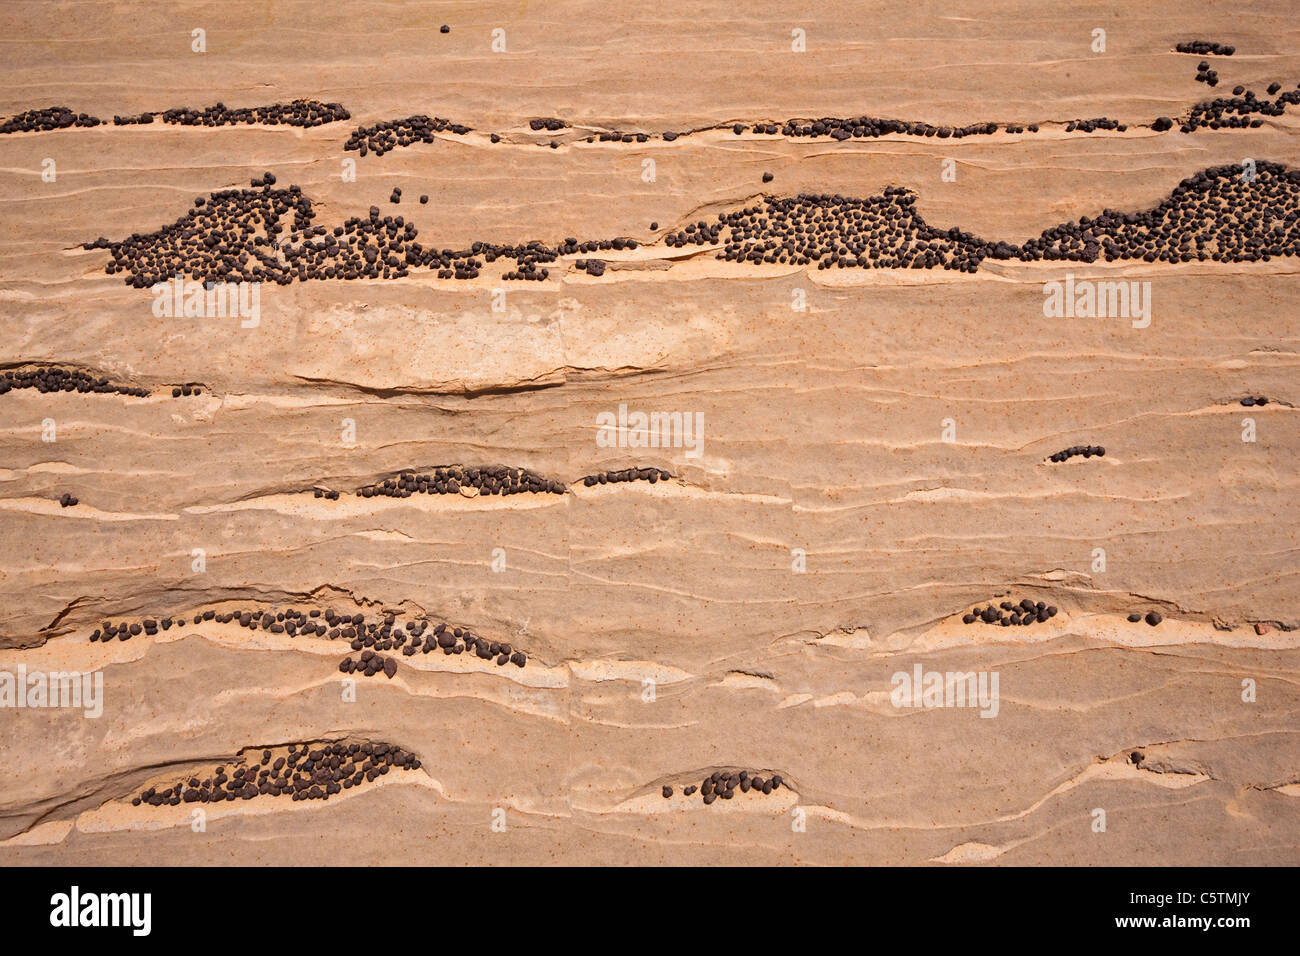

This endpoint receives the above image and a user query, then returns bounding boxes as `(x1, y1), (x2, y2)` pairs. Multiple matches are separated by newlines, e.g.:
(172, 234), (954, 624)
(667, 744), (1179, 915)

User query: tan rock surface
(0, 1), (1296, 865)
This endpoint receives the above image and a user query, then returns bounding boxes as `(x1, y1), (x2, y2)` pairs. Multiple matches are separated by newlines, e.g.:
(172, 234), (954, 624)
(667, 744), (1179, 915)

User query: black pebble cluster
(512, 235), (637, 281)
(1194, 61), (1221, 88)
(1239, 396), (1269, 406)
(86, 605), (531, 674)
(1181, 81), (1300, 132)
(1066, 117), (1126, 133)
(1, 100), (349, 134)
(416, 76), (1300, 147)
(341, 649), (399, 679)
(129, 740), (419, 806)
(504, 116), (1025, 147)
(0, 106), (101, 133)
(1019, 163), (1300, 264)
(85, 173), (311, 286)
(501, 249), (552, 281)
(86, 174), (479, 284)
(142, 100), (348, 128)
(343, 115), (470, 157)
(1176, 41), (1234, 56)
(592, 131), (652, 143)
(582, 468), (671, 486)
(0, 366), (147, 397)
(1127, 611), (1164, 626)
(662, 769), (785, 805)
(1048, 445), (1105, 463)
(340, 619), (527, 677)
(85, 175), (641, 285)
(672, 189), (992, 273)
(88, 163), (1300, 286)
(354, 466), (566, 498)
(58, 492), (79, 508)
(530, 117), (569, 132)
(963, 598), (1058, 627)
(735, 117), (1002, 141)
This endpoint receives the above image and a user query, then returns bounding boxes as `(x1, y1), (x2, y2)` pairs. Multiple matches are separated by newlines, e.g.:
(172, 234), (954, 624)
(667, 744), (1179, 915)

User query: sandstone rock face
(0, 2), (1296, 866)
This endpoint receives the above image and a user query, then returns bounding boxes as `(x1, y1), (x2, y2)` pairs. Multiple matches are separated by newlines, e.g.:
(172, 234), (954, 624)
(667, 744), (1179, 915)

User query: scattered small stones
(352, 466), (565, 498)
(1194, 61), (1220, 88)
(663, 769), (786, 805)
(1048, 445), (1106, 463)
(1126, 611), (1163, 626)
(440, 24), (450, 33)
(762, 171), (774, 183)
(1176, 41), (1235, 56)
(962, 598), (1058, 628)
(58, 492), (79, 508)
(170, 384), (203, 397)
(582, 467), (671, 486)
(343, 115), (471, 157)
(1240, 396), (1268, 406)
(128, 739), (419, 807)
(0, 366), (147, 398)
